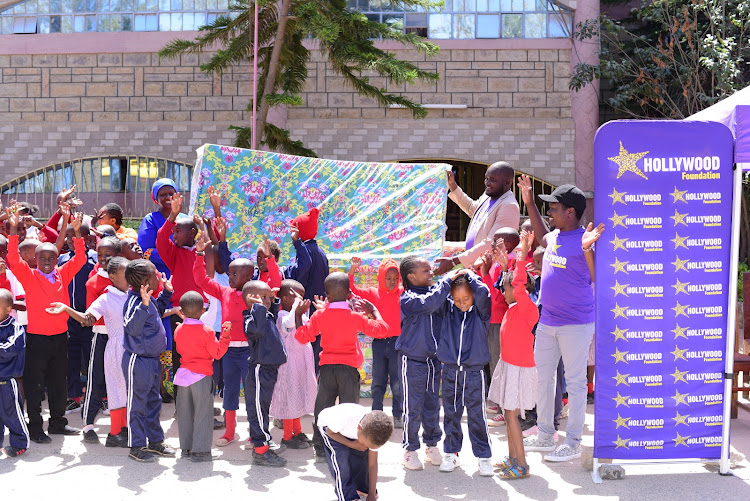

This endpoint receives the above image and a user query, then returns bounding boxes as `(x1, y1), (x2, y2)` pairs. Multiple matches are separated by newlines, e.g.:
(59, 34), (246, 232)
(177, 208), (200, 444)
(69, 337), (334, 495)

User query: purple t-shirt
(538, 227), (594, 326)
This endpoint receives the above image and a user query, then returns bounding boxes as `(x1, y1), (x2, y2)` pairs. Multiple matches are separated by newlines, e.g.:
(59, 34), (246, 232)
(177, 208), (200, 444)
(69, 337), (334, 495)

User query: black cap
(538, 184), (587, 213)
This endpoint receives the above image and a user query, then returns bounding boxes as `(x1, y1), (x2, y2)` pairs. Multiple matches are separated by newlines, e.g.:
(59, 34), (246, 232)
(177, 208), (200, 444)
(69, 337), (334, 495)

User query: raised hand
(207, 185), (222, 209)
(71, 211), (83, 235)
(214, 217), (227, 242)
(433, 257), (454, 276)
(262, 235), (271, 259)
(221, 321), (232, 337)
(295, 298), (311, 316)
(170, 192), (183, 218)
(0, 258), (6, 275)
(493, 245), (509, 271)
(353, 298), (375, 316)
(517, 175), (534, 206)
(195, 232), (210, 253)
(159, 272), (173, 292)
(46, 302), (67, 315)
(244, 293), (263, 305)
(446, 169), (458, 191)
(582, 222), (605, 250)
(6, 207), (18, 233)
(140, 284), (152, 307)
(312, 295), (327, 311)
(58, 185), (76, 203)
(289, 223), (299, 242)
(349, 256), (362, 276)
(518, 229), (533, 258)
(479, 251), (493, 276)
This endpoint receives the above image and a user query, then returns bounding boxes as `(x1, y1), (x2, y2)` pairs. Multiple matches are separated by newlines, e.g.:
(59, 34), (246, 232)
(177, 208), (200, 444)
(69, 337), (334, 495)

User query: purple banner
(594, 120), (734, 460)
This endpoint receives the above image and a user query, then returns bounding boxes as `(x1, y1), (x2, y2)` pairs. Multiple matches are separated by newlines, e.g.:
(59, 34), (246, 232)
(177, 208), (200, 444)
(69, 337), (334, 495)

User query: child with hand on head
(253, 237), (283, 290)
(173, 291), (231, 462)
(0, 288), (29, 458)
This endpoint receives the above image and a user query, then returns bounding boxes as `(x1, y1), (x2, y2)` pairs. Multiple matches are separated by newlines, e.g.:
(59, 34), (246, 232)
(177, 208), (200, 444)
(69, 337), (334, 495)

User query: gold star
(671, 209), (688, 226)
(613, 392), (630, 407)
(612, 346), (629, 364)
(672, 324), (689, 339)
(672, 389), (689, 406)
(609, 211), (628, 228)
(613, 370), (630, 386)
(611, 256), (629, 274)
(671, 233), (689, 249)
(672, 302), (689, 318)
(671, 186), (688, 203)
(548, 241), (561, 255)
(609, 187), (627, 205)
(611, 303), (628, 320)
(673, 411), (689, 426)
(612, 325), (629, 342)
(613, 435), (630, 449)
(613, 414), (630, 429)
(608, 141), (650, 180)
(611, 234), (629, 251)
(672, 279), (690, 295)
(674, 432), (690, 447)
(671, 345), (689, 361)
(672, 368), (689, 384)
(611, 281), (629, 297)
(672, 256), (690, 272)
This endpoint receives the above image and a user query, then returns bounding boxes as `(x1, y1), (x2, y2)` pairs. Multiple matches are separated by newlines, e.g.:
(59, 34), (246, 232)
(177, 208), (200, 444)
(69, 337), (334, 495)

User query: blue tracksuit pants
(222, 346), (250, 411)
(320, 425), (371, 501)
(83, 332), (107, 425)
(246, 364), (278, 447)
(123, 352), (164, 448)
(66, 320), (92, 399)
(441, 366), (491, 458)
(399, 354), (442, 451)
(0, 378), (29, 449)
(371, 337), (402, 418)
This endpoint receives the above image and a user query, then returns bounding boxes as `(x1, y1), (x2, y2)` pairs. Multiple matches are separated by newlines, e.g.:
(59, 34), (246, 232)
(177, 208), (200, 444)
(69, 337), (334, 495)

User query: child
(122, 259), (176, 462)
(253, 238), (283, 289)
(242, 280), (288, 467)
(270, 279), (317, 449)
(436, 271), (493, 476)
(0, 289), (28, 458)
(173, 291), (231, 462)
(295, 272), (389, 462)
(7, 210), (86, 443)
(348, 257), (403, 427)
(0, 234), (28, 328)
(318, 403), (394, 501)
(489, 230), (540, 479)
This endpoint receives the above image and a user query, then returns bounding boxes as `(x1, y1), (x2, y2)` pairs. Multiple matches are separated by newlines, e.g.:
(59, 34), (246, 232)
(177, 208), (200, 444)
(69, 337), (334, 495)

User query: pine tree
(159, 0), (441, 156)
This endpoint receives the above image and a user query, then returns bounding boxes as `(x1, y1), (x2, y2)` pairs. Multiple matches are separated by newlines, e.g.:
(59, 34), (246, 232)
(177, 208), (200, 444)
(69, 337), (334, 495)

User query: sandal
(215, 434), (238, 447)
(498, 463), (530, 480)
(493, 456), (517, 470)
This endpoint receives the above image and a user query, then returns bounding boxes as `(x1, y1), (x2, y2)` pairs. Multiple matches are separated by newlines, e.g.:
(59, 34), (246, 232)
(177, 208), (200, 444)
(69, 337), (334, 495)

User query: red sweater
(192, 254), (251, 342)
(349, 259), (402, 338)
(257, 256), (283, 289)
(86, 269), (112, 329)
(156, 219), (205, 306)
(8, 235), (86, 335)
(499, 268), (539, 368)
(174, 320), (230, 376)
(295, 304), (389, 368)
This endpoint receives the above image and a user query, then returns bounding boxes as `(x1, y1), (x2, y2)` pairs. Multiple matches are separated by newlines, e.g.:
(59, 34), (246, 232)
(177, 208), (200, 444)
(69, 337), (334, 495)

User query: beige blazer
(448, 187), (520, 267)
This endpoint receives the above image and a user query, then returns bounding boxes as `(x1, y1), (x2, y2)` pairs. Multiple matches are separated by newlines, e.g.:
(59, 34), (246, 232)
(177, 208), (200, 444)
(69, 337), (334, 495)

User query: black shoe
(145, 441), (176, 457)
(129, 447), (156, 462)
(3, 446), (27, 457)
(214, 407), (221, 417)
(313, 445), (327, 463)
(161, 393), (174, 404)
(281, 436), (310, 449)
(83, 429), (100, 444)
(119, 428), (128, 438)
(181, 449), (192, 459)
(587, 391), (595, 404)
(213, 418), (226, 430)
(65, 400), (81, 415)
(297, 433), (313, 444)
(48, 425), (81, 436)
(190, 451), (217, 462)
(105, 433), (128, 448)
(30, 432), (52, 444)
(252, 449), (287, 467)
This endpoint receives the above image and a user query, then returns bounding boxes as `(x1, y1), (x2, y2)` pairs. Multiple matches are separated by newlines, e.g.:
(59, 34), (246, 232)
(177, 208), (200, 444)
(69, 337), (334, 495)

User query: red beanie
(292, 207), (320, 241)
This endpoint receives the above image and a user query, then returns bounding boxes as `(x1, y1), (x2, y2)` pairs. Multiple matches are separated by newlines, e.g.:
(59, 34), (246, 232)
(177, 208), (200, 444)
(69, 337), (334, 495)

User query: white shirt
(317, 403), (368, 441)
(6, 269), (27, 326)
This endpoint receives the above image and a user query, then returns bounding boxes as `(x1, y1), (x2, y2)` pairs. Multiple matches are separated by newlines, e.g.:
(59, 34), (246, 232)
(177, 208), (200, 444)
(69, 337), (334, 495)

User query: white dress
(88, 286), (128, 410)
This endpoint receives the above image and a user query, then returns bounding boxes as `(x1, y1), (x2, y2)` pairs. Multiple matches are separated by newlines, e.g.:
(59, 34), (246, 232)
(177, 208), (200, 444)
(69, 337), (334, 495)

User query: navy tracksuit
(398, 278), (452, 451)
(320, 427), (371, 501)
(243, 303), (287, 447)
(83, 331), (107, 425)
(222, 346), (250, 411)
(437, 273), (492, 458)
(122, 288), (172, 448)
(371, 336), (402, 418)
(0, 316), (29, 450)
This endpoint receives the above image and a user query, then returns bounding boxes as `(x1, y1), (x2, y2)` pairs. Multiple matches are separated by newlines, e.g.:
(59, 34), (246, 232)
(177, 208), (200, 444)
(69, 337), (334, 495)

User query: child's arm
(294, 308), (319, 344)
(155, 273), (174, 316)
(244, 302), (270, 341)
(284, 225), (312, 282)
(208, 186), (223, 219)
(466, 272), (492, 322)
(0, 323), (25, 363)
(367, 450), (378, 501)
(400, 275), (455, 316)
(6, 214), (33, 284)
(353, 300), (390, 339)
(347, 257), (377, 302)
(518, 175), (550, 245)
(54, 205), (70, 253)
(193, 238), (223, 298)
(59, 213), (87, 285)
(156, 192), (182, 270)
(46, 302), (95, 326)
(324, 428), (369, 452)
(582, 222), (605, 283)
(265, 255), (283, 290)
(205, 322), (231, 359)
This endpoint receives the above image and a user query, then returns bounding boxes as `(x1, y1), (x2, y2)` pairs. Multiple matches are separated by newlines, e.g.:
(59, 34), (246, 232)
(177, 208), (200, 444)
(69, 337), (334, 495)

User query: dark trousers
(371, 337), (402, 418)
(123, 352), (164, 448)
(83, 332), (107, 425)
(320, 425), (370, 501)
(222, 346), (250, 411)
(313, 364), (360, 448)
(399, 355), (441, 451)
(441, 367), (491, 458)
(66, 320), (92, 400)
(25, 332), (69, 435)
(0, 378), (29, 449)
(170, 315), (181, 399)
(246, 364), (278, 447)
(311, 335), (322, 376)
(212, 332), (224, 396)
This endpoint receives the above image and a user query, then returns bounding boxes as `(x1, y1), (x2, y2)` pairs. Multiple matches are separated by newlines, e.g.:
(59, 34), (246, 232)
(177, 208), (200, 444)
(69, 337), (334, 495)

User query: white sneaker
(403, 450), (424, 470)
(478, 458), (493, 477)
(425, 446), (443, 466)
(485, 404), (499, 414)
(523, 435), (556, 452)
(544, 443), (581, 462)
(439, 453), (459, 472)
(522, 425), (538, 437)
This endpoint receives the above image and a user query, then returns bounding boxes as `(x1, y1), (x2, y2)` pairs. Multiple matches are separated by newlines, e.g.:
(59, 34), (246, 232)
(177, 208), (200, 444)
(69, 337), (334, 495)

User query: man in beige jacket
(434, 161), (520, 275)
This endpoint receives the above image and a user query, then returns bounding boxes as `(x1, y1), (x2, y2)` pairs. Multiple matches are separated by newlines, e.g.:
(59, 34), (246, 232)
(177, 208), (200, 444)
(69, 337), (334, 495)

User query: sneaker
(403, 450), (423, 470)
(485, 404), (499, 414)
(393, 416), (403, 429)
(48, 425), (81, 436)
(145, 441), (176, 457)
(559, 404), (569, 419)
(314, 445), (328, 463)
(296, 433), (313, 444)
(65, 400), (81, 415)
(190, 451), (218, 462)
(522, 425), (538, 437)
(30, 432), (52, 444)
(83, 429), (100, 444)
(281, 436), (310, 449)
(105, 433), (128, 448)
(488, 414), (506, 427)
(439, 453), (459, 472)
(425, 446), (442, 466)
(3, 446), (26, 458)
(544, 443), (581, 462)
(268, 440), (286, 454)
(478, 458), (493, 477)
(213, 418), (225, 430)
(253, 449), (287, 467)
(161, 393), (174, 404)
(214, 407), (222, 417)
(101, 399), (110, 416)
(129, 447), (156, 462)
(523, 435), (556, 452)
(273, 418), (283, 430)
(519, 416), (537, 432)
(181, 449), (192, 459)
(587, 392), (595, 405)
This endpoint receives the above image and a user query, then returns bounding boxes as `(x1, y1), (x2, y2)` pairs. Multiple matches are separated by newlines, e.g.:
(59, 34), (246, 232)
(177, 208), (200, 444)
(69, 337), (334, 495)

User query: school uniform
(0, 316), (29, 451)
(82, 268), (111, 425)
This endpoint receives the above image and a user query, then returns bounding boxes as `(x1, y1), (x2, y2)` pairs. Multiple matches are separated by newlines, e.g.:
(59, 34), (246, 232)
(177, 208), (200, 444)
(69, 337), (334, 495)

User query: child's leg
(46, 333), (70, 431)
(370, 339), (388, 411)
(23, 334), (47, 436)
(386, 338), (403, 419)
(142, 357), (165, 446)
(3, 378), (30, 450)
(124, 353), (147, 447)
(312, 365), (342, 449)
(192, 376), (214, 453)
(221, 348), (248, 439)
(533, 324), (563, 441)
(400, 355), (427, 451)
(465, 371), (491, 459)
(349, 448), (371, 495)
(176, 381), (195, 452)
(110, 408), (126, 436)
(504, 409), (525, 466)
(320, 425), (362, 501)
(66, 322), (85, 402)
(246, 365), (278, 449)
(83, 332), (108, 426)
(283, 419), (295, 441)
(553, 358), (564, 430)
(421, 357), (443, 448)
(292, 417), (302, 436)
(337, 365), (361, 405)
(441, 366), (463, 454)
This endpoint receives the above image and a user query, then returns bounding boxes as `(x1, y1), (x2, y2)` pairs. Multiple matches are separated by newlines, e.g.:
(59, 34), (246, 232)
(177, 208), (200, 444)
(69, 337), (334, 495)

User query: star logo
(611, 303), (628, 320)
(612, 346), (629, 364)
(672, 389), (689, 406)
(671, 345), (689, 361)
(613, 435), (630, 449)
(672, 302), (689, 318)
(672, 324), (689, 339)
(672, 368), (689, 384)
(613, 370), (630, 386)
(609, 141), (649, 179)
(609, 211), (628, 228)
(672, 256), (690, 272)
(613, 392), (630, 407)
(672, 279), (689, 295)
(609, 187), (627, 205)
(612, 325), (629, 342)
(611, 257), (629, 274)
(671, 186), (688, 203)
(548, 241), (561, 255)
(611, 234), (629, 252)
(671, 209), (688, 227)
(674, 432), (690, 447)
(673, 411), (689, 426)
(671, 233), (689, 249)
(613, 414), (630, 429)
(611, 281), (629, 297)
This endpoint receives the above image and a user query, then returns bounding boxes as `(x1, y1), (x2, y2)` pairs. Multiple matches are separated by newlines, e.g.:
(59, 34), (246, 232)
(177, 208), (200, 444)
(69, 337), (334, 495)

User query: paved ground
(3, 397), (750, 500)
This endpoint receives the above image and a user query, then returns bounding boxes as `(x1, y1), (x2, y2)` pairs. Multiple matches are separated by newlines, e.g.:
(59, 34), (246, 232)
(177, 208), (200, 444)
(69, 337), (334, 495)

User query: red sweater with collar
(86, 269), (112, 328)
(8, 235), (86, 335)
(174, 320), (231, 376)
(156, 219), (205, 306)
(499, 268), (539, 368)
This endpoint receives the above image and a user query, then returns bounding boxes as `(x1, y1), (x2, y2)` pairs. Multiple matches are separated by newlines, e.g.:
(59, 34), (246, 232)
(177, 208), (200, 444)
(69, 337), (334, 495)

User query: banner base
(590, 456), (728, 484)
(591, 457), (603, 484)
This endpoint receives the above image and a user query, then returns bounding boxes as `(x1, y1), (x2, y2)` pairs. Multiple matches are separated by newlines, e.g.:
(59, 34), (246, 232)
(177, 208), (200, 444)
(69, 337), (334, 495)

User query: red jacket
(499, 268), (539, 368)
(7, 235), (86, 335)
(349, 259), (402, 338)
(257, 256), (283, 289)
(86, 268), (112, 329)
(192, 254), (250, 342)
(156, 219), (205, 306)
(174, 320), (230, 376)
(295, 304), (389, 368)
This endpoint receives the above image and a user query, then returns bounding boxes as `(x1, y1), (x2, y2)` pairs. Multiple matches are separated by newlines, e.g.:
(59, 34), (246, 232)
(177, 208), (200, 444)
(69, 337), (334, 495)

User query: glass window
(548, 12), (570, 37)
(453, 13), (474, 38)
(476, 13), (498, 37)
(1, 17), (12, 34)
(38, 0), (50, 14)
(524, 12), (544, 37)
(428, 13), (451, 38)
(13, 16), (37, 33)
(170, 12), (181, 30)
(455, 0), (475, 11)
(383, 13), (403, 32)
(365, 13), (379, 22)
(170, 0), (180, 10)
(405, 13), (427, 27)
(183, 0), (194, 9)
(146, 0), (158, 11)
(50, 14), (61, 31)
(50, 0), (62, 12)
(182, 11), (194, 30)
(501, 13), (521, 37)
(193, 11), (205, 28)
(158, 11), (169, 29)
